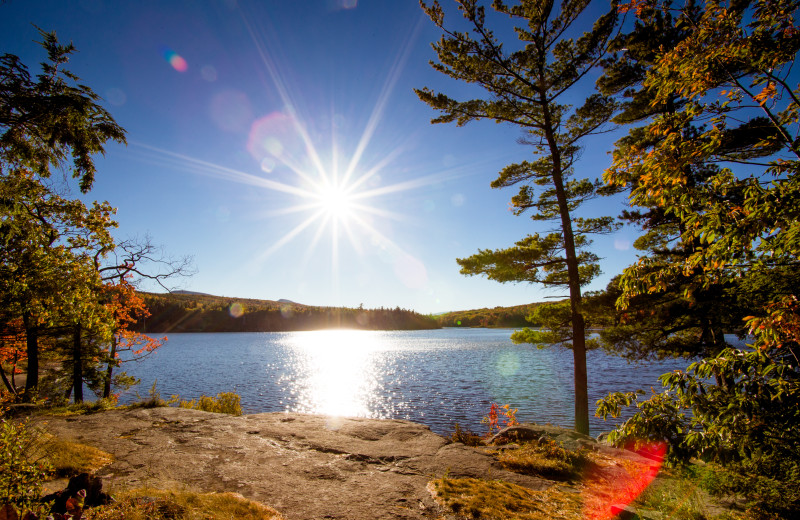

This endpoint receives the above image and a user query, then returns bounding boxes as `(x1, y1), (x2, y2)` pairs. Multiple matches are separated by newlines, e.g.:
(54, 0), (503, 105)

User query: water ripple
(119, 328), (712, 435)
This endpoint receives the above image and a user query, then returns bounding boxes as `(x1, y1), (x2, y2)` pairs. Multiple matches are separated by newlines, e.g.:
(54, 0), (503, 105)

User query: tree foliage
(435, 302), (550, 328)
(0, 30), (182, 404)
(595, 0), (800, 514)
(134, 292), (440, 332)
(417, 0), (619, 434)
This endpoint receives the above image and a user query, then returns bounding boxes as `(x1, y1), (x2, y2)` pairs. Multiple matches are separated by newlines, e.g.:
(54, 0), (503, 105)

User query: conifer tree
(416, 0), (618, 434)
(0, 28), (125, 193)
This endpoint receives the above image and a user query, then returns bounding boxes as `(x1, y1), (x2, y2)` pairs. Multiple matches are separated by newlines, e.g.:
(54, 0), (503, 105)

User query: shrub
(689, 461), (800, 520)
(177, 392), (242, 415)
(0, 416), (51, 515)
(450, 423), (484, 446)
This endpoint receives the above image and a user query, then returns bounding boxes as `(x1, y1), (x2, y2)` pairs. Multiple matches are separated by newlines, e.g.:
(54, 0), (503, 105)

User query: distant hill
(435, 302), (557, 328)
(171, 290), (213, 296)
(134, 291), (439, 333)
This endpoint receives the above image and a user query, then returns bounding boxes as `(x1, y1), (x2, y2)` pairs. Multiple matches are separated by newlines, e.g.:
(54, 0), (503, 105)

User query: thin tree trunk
(0, 345), (20, 396)
(22, 311), (39, 401)
(0, 363), (15, 395)
(103, 334), (117, 399)
(542, 101), (590, 436)
(10, 350), (18, 391)
(72, 323), (83, 403)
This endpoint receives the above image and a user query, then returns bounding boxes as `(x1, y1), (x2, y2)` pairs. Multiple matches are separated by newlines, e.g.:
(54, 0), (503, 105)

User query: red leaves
(482, 402), (519, 436)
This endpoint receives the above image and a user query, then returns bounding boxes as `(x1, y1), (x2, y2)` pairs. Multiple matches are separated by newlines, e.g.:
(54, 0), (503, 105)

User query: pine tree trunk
(22, 311), (39, 401)
(72, 323), (83, 403)
(543, 103), (590, 436)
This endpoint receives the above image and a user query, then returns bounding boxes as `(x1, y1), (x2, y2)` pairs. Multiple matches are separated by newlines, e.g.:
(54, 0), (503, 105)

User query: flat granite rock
(35, 408), (551, 520)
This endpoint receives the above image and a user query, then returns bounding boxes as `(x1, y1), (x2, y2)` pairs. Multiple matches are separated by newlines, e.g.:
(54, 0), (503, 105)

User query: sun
(129, 12), (461, 272)
(313, 181), (355, 220)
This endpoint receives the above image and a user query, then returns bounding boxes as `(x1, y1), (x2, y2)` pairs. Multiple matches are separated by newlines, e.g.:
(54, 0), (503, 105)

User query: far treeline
(435, 303), (550, 328)
(133, 292), (440, 333)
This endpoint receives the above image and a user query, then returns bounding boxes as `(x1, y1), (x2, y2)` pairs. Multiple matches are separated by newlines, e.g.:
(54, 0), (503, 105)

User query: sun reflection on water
(283, 330), (389, 419)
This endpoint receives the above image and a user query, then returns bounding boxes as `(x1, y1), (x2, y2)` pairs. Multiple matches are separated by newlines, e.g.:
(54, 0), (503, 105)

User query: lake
(118, 328), (708, 436)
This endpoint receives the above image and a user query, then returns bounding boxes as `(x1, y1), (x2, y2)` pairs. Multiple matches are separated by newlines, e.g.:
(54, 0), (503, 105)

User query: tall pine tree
(416, 0), (618, 434)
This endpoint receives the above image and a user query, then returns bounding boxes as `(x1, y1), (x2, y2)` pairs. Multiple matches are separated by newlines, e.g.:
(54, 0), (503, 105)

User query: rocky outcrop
(35, 409), (674, 520)
(35, 408), (551, 520)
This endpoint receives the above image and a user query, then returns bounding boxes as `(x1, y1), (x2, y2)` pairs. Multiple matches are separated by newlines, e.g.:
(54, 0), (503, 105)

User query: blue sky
(2, 0), (639, 314)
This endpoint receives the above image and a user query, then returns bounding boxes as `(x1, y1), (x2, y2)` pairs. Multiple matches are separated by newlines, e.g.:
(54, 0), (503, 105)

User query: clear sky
(1, 0), (639, 314)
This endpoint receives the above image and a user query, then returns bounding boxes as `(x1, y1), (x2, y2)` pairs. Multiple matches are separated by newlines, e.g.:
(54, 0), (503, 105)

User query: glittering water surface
(119, 328), (705, 435)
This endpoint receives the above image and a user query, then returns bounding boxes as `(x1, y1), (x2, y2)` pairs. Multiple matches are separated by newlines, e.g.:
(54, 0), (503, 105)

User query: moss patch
(428, 477), (582, 520)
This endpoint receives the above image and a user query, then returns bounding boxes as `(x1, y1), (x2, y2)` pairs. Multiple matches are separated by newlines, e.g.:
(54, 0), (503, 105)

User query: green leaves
(457, 233), (595, 287)
(0, 417), (52, 515)
(1, 29), (129, 402)
(594, 5), (800, 512)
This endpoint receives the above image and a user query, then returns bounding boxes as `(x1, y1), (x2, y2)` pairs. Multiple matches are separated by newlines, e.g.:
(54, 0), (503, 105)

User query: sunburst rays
(125, 4), (492, 302)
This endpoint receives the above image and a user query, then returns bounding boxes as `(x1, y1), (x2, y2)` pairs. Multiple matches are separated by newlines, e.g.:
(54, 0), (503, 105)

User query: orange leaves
(617, 0), (654, 16)
(482, 402), (519, 436)
(754, 82), (778, 106)
(102, 279), (149, 328)
(0, 320), (27, 377)
(745, 296), (800, 350)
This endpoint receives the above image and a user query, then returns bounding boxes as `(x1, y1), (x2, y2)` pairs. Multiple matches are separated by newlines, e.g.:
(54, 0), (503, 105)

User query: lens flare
(160, 46), (189, 72)
(583, 440), (666, 520)
(247, 112), (304, 171)
(129, 11), (492, 301)
(210, 90), (253, 133)
(229, 302), (244, 318)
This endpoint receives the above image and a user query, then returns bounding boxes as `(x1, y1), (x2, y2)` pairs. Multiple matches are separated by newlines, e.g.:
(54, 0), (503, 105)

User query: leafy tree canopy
(595, 0), (800, 514)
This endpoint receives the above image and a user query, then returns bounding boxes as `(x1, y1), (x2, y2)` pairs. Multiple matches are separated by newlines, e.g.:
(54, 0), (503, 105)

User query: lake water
(118, 328), (707, 436)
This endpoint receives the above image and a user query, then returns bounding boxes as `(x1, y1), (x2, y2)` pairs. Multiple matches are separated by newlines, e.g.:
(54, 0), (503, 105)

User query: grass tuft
(428, 477), (582, 520)
(33, 434), (114, 477)
(450, 423), (484, 447)
(176, 392), (242, 415)
(495, 437), (591, 480)
(35, 398), (119, 417)
(83, 488), (284, 520)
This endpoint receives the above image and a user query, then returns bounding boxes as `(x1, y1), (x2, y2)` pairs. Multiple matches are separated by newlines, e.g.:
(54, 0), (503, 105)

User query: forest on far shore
(434, 302), (549, 328)
(133, 292), (441, 332)
(134, 291), (557, 332)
